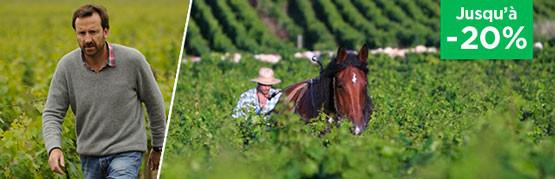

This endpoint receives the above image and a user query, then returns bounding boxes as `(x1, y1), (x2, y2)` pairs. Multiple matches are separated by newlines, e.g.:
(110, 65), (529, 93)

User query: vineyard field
(162, 0), (555, 178)
(185, 0), (555, 55)
(162, 47), (555, 178)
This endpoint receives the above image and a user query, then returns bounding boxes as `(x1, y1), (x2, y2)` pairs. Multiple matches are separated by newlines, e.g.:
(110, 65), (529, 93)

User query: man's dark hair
(72, 4), (109, 30)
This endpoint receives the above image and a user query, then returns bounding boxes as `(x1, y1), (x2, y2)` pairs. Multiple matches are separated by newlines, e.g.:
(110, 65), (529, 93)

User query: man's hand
(148, 149), (161, 171)
(48, 148), (65, 175)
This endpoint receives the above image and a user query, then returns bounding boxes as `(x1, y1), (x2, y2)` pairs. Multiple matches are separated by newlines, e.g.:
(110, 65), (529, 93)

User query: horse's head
(332, 45), (369, 135)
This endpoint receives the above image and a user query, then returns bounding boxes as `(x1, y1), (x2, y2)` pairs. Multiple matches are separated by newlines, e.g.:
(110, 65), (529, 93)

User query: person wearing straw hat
(232, 67), (282, 118)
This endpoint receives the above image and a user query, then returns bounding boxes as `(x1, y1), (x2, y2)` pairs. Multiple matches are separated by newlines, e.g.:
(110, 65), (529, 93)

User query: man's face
(257, 83), (272, 96)
(75, 12), (108, 58)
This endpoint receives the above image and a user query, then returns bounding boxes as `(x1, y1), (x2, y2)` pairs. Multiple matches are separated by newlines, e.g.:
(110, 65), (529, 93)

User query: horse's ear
(358, 44), (368, 63)
(336, 47), (347, 63)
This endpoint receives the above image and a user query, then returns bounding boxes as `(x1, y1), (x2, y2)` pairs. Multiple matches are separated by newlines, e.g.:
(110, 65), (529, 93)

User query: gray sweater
(42, 44), (166, 156)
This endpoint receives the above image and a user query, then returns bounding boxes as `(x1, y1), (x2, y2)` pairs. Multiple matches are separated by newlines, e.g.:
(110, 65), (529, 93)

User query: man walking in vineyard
(42, 4), (166, 178)
(232, 67), (282, 118)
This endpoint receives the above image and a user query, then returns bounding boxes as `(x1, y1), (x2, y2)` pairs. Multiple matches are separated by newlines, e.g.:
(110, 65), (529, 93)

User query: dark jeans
(80, 151), (143, 179)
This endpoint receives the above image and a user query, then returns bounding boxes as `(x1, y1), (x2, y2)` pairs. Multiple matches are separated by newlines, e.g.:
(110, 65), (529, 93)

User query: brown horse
(282, 45), (373, 134)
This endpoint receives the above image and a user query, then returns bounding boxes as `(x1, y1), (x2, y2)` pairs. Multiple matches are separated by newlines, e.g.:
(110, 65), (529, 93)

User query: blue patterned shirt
(232, 88), (282, 118)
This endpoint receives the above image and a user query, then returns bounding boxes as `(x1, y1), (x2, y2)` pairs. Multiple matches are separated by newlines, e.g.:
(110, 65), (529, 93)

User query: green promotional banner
(441, 0), (533, 60)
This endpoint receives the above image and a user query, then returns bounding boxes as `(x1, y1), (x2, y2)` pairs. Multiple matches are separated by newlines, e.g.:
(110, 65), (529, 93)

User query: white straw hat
(251, 67), (281, 85)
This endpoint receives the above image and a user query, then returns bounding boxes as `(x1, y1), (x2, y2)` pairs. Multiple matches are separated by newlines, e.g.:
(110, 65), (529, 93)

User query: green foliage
(313, 0), (365, 50)
(191, 0), (236, 52)
(208, 0), (259, 52)
(350, 0), (393, 31)
(227, 0), (290, 52)
(162, 48), (555, 178)
(0, 0), (187, 177)
(288, 0), (336, 50)
(190, 0), (555, 51)
(188, 1), (553, 51)
(535, 0), (555, 20)
(257, 0), (304, 44)
(374, 0), (409, 24)
(184, 19), (210, 56)
(416, 0), (440, 18)
(332, 0), (385, 48)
